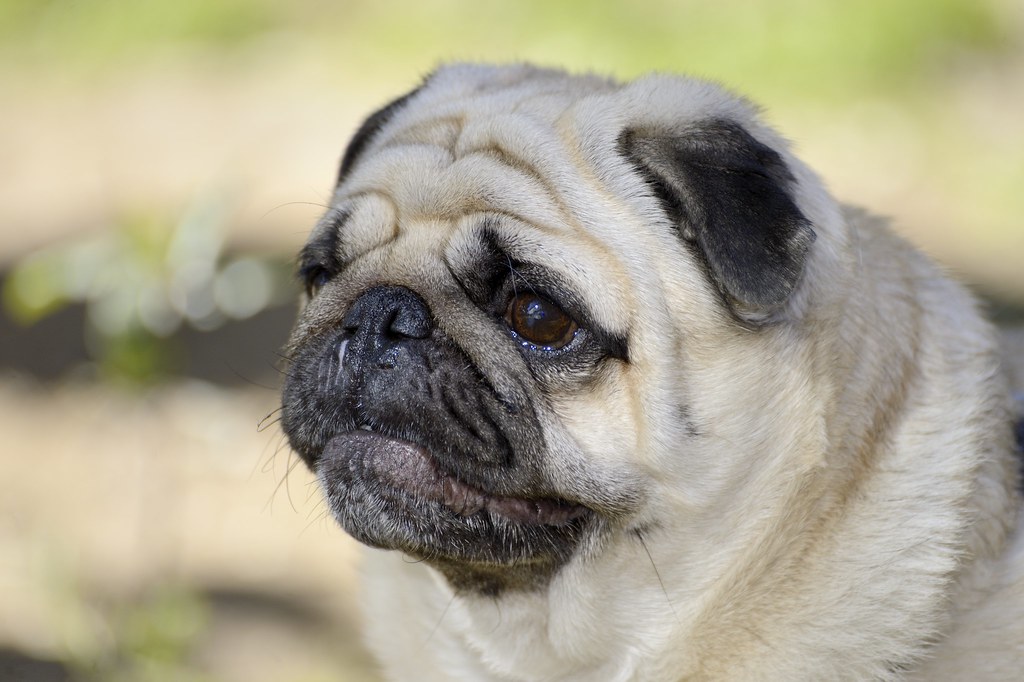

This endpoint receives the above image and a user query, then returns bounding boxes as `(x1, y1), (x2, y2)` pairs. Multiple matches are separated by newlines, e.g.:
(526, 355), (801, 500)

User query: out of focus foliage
(56, 579), (211, 682)
(2, 197), (293, 383)
(0, 0), (1013, 101)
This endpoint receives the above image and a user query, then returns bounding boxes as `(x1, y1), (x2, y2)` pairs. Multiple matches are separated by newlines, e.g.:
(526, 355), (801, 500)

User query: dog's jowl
(280, 64), (1024, 681)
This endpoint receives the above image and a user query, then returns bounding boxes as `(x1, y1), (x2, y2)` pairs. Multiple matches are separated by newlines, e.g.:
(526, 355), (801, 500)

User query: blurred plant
(2, 195), (294, 383)
(62, 585), (212, 682)
(103, 585), (213, 682)
(0, 0), (1012, 102)
(37, 547), (212, 681)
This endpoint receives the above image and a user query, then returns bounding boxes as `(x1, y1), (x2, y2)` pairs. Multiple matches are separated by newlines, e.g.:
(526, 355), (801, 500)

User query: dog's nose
(343, 285), (433, 339)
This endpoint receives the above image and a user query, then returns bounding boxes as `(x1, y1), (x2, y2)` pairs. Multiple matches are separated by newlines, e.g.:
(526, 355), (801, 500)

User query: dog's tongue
(323, 431), (584, 526)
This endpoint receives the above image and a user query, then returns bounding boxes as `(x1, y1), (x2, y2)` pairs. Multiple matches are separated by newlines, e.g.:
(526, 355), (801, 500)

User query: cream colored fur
(323, 64), (1023, 681)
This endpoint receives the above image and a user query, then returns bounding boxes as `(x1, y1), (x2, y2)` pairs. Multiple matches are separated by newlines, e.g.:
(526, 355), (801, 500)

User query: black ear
(618, 119), (815, 324)
(336, 85), (424, 186)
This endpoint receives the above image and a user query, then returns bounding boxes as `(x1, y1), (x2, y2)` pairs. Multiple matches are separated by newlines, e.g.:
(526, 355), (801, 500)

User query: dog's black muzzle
(280, 284), (592, 590)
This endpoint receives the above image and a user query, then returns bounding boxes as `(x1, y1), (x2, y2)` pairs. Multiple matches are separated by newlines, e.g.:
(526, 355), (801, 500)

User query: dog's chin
(318, 431), (592, 592)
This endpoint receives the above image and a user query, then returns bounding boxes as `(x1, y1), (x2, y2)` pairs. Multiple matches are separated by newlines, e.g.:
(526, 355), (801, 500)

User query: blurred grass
(0, 0), (279, 53)
(0, 0), (1013, 101)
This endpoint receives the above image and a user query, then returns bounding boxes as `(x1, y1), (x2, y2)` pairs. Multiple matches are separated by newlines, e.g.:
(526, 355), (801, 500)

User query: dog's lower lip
(323, 431), (588, 526)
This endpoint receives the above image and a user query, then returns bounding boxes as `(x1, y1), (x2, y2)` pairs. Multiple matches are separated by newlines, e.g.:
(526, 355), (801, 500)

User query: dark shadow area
(0, 648), (71, 682)
(0, 281), (297, 387)
(201, 585), (335, 631)
(0, 302), (90, 381)
(986, 294), (1024, 326)
(191, 585), (380, 680)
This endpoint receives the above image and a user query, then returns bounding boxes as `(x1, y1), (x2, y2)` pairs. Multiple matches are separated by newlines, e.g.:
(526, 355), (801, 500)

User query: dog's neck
(782, 211), (1022, 678)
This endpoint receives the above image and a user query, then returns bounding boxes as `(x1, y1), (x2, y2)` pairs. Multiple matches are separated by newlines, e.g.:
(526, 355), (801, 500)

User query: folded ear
(336, 85), (424, 186)
(618, 119), (816, 324)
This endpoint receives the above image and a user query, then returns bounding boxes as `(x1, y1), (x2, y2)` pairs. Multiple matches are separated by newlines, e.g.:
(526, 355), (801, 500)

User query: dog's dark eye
(301, 264), (332, 298)
(505, 294), (578, 349)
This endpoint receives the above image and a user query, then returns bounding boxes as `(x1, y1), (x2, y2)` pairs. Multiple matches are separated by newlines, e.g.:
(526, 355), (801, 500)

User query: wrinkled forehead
(316, 73), (644, 260)
(331, 80), (617, 229)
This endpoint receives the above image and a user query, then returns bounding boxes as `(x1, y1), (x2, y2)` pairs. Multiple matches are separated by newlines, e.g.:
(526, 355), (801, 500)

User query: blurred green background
(1, 1), (1022, 680)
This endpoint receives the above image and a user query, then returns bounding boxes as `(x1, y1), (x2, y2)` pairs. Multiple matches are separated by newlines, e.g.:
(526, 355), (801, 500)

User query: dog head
(281, 63), (841, 595)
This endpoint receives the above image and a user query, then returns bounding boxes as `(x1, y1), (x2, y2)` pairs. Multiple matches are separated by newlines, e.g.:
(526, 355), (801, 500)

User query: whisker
(251, 430), (287, 481)
(421, 594), (456, 650)
(257, 406), (284, 432)
(635, 528), (680, 625)
(260, 200), (332, 222)
(300, 505), (332, 536)
(282, 450), (302, 513)
(263, 447), (304, 513)
(259, 434), (291, 476)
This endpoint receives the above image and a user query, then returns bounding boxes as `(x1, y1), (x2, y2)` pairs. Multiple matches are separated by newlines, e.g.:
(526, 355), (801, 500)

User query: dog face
(280, 63), (834, 595)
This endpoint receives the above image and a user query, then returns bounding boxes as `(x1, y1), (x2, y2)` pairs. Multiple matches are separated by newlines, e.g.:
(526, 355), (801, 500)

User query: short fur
(280, 64), (1024, 681)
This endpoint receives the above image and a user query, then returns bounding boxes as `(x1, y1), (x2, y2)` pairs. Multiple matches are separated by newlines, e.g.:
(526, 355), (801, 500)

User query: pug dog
(280, 64), (1024, 681)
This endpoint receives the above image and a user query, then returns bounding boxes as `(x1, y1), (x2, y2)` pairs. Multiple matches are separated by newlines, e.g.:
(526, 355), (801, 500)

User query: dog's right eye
(504, 294), (579, 350)
(300, 264), (333, 298)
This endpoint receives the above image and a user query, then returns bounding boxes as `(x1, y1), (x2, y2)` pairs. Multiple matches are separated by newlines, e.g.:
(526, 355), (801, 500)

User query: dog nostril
(342, 298), (364, 334)
(343, 285), (434, 341)
(388, 303), (431, 339)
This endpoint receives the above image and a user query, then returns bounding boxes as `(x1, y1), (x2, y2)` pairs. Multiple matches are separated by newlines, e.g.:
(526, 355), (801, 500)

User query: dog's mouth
(314, 428), (594, 589)
(323, 430), (589, 528)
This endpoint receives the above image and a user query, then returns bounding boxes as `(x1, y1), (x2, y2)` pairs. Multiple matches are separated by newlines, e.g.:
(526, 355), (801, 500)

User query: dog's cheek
(548, 371), (640, 471)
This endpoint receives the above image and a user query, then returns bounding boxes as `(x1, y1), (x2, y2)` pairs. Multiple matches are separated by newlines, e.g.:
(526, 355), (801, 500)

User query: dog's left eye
(504, 294), (578, 349)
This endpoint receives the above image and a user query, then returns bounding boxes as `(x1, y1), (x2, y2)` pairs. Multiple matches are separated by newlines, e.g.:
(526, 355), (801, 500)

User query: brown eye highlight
(505, 294), (578, 349)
